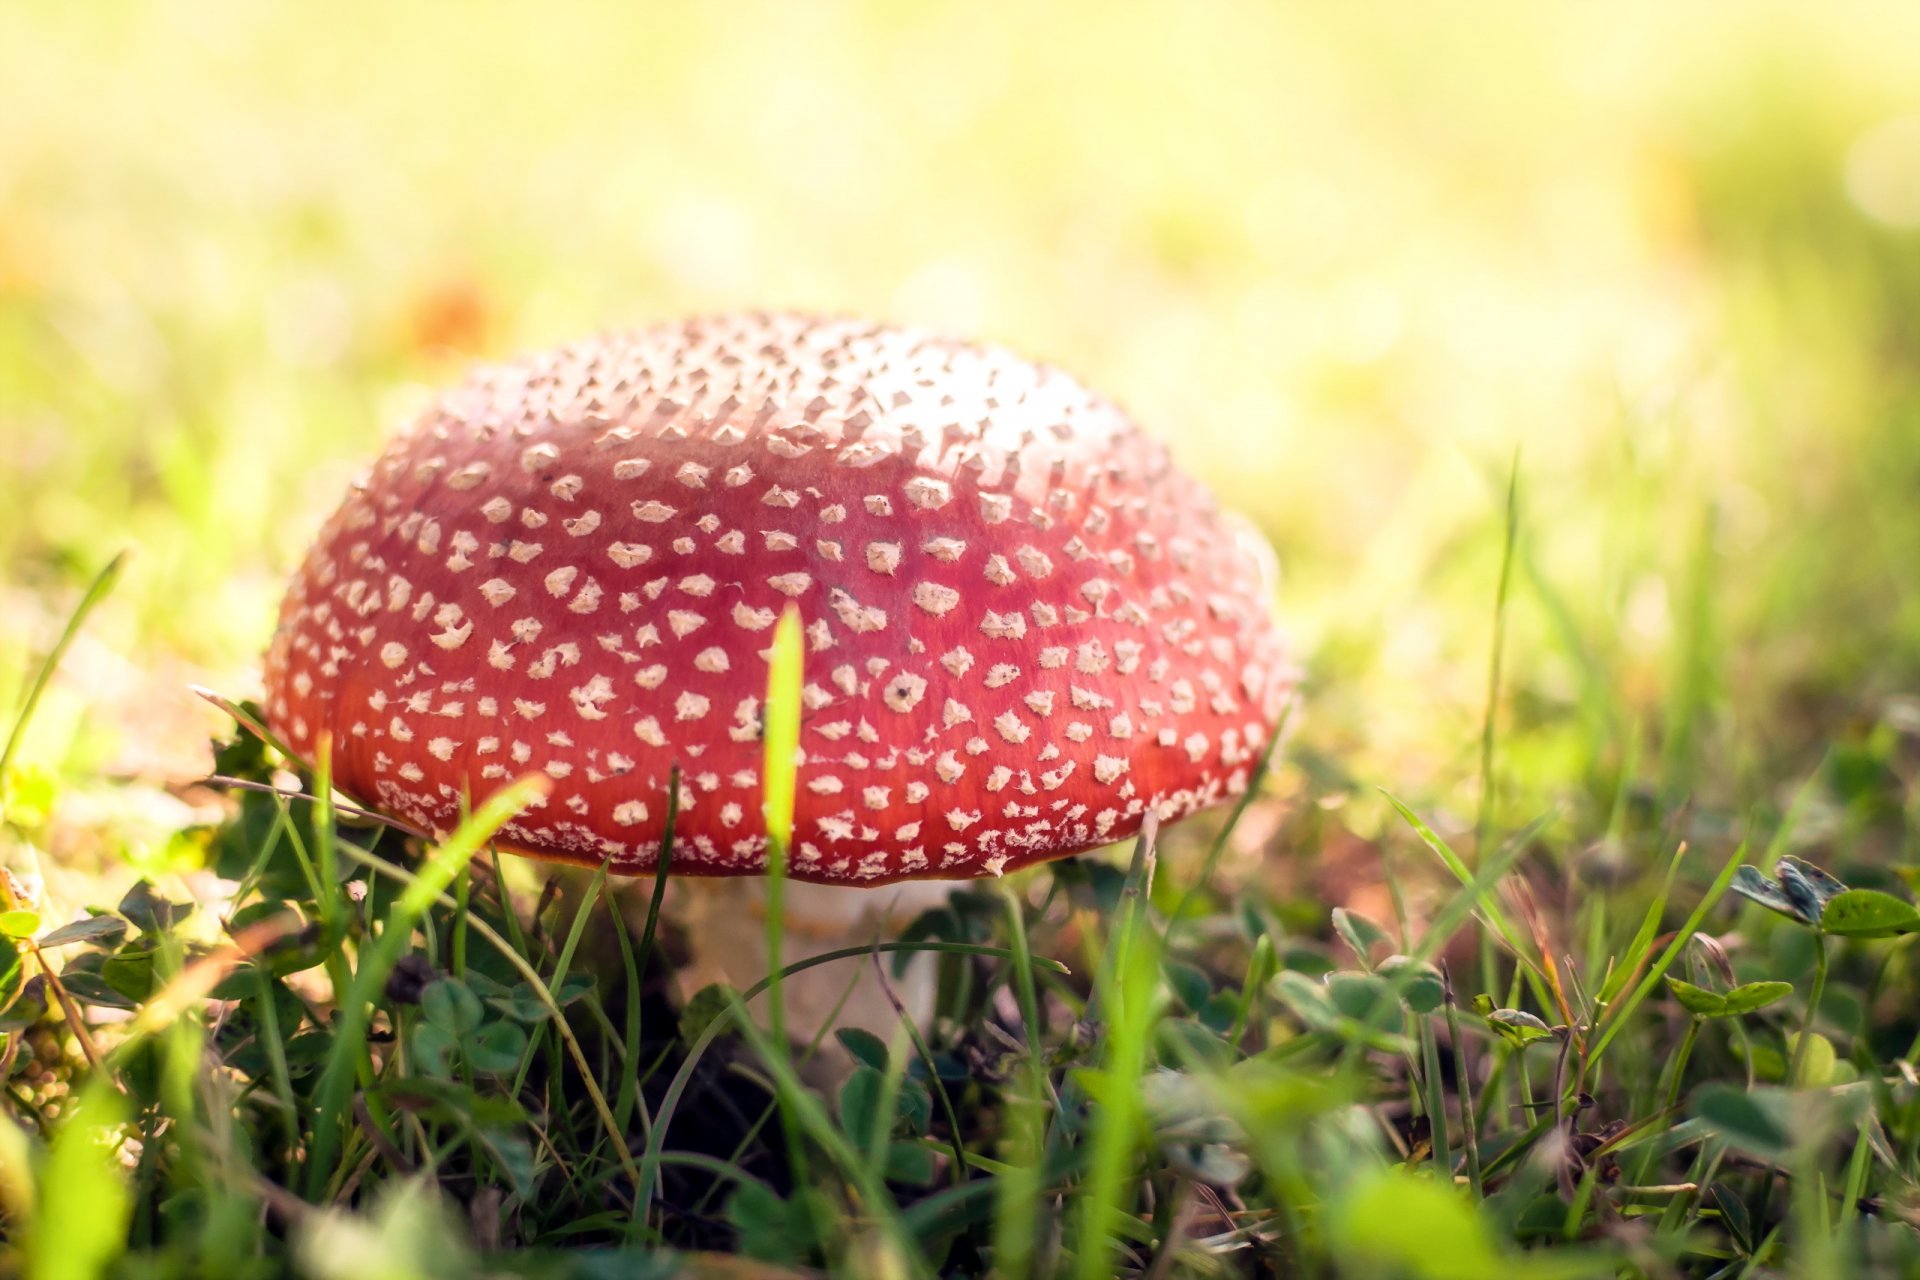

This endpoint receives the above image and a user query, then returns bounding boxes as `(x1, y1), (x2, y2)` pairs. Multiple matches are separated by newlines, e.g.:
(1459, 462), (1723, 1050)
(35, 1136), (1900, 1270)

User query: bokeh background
(5, 1), (1920, 884)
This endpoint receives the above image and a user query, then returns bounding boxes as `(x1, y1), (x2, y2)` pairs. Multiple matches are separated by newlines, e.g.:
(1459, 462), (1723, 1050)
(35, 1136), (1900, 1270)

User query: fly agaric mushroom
(263, 313), (1293, 885)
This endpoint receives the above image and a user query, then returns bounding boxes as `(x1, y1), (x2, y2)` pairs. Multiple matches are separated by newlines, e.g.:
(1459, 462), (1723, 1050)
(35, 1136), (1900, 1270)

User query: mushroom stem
(672, 877), (950, 1053)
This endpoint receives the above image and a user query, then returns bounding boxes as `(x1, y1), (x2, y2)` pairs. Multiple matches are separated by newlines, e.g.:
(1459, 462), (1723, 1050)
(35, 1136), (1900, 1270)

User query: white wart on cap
(264, 313), (1294, 885)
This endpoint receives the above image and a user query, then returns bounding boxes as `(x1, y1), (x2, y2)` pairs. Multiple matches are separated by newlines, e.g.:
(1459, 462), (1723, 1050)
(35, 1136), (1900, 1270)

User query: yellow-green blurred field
(6, 2), (1919, 844)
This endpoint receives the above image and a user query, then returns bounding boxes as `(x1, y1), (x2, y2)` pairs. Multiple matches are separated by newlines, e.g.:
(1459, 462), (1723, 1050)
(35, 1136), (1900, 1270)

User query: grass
(4, 499), (1920, 1277)
(7, 3), (1920, 1276)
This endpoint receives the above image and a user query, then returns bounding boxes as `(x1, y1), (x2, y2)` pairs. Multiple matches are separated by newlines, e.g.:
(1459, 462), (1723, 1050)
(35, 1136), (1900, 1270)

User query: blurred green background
(5, 1), (1920, 872)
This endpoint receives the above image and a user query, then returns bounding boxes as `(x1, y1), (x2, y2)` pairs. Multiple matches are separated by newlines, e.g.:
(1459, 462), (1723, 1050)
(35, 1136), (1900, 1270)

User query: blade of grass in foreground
(1584, 839), (1746, 1069)
(1075, 818), (1162, 1280)
(0, 555), (129, 1075)
(1382, 790), (1541, 986)
(25, 1077), (131, 1280)
(306, 737), (374, 1110)
(1597, 830), (1687, 1007)
(993, 882), (1049, 1277)
(751, 604), (817, 1243)
(304, 776), (549, 1200)
(0, 552), (127, 824)
(1407, 811), (1550, 969)
(190, 687), (319, 791)
(762, 604), (803, 1053)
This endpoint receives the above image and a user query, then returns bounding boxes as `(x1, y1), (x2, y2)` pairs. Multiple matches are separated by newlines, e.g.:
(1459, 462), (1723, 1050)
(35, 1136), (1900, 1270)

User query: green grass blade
(26, 1078), (131, 1280)
(761, 603), (802, 1050)
(1383, 790), (1537, 976)
(1, 552), (127, 814)
(1075, 819), (1162, 1280)
(1597, 837), (1688, 1005)
(1585, 839), (1747, 1067)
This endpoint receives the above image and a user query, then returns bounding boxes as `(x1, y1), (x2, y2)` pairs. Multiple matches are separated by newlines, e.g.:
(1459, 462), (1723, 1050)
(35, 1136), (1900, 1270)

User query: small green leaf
(1325, 1166), (1501, 1279)
(376, 1076), (529, 1129)
(726, 1181), (787, 1261)
(101, 945), (158, 1001)
(1665, 977), (1727, 1018)
(116, 881), (190, 935)
(1720, 980), (1794, 1016)
(56, 952), (137, 1009)
(1198, 990), (1241, 1035)
(1331, 907), (1391, 968)
(1281, 946), (1335, 977)
(473, 976), (548, 1024)
(1272, 970), (1335, 1026)
(838, 1066), (886, 1150)
(0, 910), (40, 939)
(35, 915), (127, 949)
(727, 1182), (817, 1265)
(883, 1141), (936, 1187)
(552, 973), (596, 1005)
(1732, 1038), (1788, 1083)
(1819, 888), (1920, 938)
(1063, 862), (1128, 915)
(1776, 857), (1848, 921)
(834, 1027), (889, 1071)
(1377, 954), (1445, 1014)
(464, 1021), (527, 1075)
(420, 979), (483, 1035)
(910, 1050), (968, 1083)
(1731, 865), (1813, 925)
(1509, 1192), (1570, 1238)
(1694, 1083), (1790, 1157)
(0, 952), (38, 1029)
(1707, 1182), (1755, 1255)
(409, 1023), (456, 1078)
(1325, 971), (1400, 1032)
(284, 1030), (335, 1072)
(472, 972), (592, 1023)
(896, 1079), (931, 1137)
(1786, 1031), (1836, 1087)
(1157, 1017), (1236, 1070)
(1484, 1008), (1556, 1047)
(1270, 971), (1406, 1051)
(475, 1127), (536, 1200)
(678, 983), (734, 1044)
(1162, 959), (1214, 1012)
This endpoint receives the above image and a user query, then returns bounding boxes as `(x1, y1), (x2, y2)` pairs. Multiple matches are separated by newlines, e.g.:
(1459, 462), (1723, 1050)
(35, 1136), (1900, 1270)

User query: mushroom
(262, 313), (1293, 1033)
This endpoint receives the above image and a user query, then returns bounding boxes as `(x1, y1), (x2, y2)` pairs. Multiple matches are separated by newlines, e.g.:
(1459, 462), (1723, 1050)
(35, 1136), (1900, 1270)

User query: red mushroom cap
(264, 314), (1293, 885)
